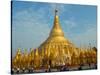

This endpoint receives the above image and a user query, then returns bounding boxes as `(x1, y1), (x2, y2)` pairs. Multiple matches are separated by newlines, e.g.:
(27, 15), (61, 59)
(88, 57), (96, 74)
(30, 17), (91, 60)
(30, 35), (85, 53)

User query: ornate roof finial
(55, 9), (58, 15)
(55, 3), (58, 15)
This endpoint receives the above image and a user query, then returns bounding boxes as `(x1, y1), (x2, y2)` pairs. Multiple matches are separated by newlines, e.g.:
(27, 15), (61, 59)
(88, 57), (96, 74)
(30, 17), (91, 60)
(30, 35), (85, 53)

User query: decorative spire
(55, 9), (58, 15)
(50, 9), (64, 37)
(17, 48), (21, 55)
(35, 48), (39, 56)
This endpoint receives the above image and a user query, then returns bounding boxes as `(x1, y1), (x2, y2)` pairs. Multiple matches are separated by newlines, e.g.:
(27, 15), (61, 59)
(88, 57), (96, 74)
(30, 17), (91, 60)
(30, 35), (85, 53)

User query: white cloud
(61, 18), (97, 48)
(70, 24), (97, 47)
(63, 19), (77, 30)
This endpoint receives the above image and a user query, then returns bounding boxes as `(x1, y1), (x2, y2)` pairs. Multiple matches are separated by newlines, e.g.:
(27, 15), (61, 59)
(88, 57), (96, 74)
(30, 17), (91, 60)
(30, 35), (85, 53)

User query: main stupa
(39, 9), (74, 49)
(38, 9), (79, 66)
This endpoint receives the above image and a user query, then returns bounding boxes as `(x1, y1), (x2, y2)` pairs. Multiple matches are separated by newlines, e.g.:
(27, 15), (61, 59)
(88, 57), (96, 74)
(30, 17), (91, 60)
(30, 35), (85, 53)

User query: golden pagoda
(12, 9), (97, 73)
(38, 9), (78, 67)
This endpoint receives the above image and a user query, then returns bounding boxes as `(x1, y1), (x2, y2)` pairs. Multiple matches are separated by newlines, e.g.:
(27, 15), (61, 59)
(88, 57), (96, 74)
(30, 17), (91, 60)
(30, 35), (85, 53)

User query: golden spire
(17, 48), (21, 55)
(39, 8), (73, 49)
(30, 48), (34, 56)
(15, 48), (22, 63)
(35, 48), (39, 56)
(15, 48), (22, 59)
(50, 9), (64, 37)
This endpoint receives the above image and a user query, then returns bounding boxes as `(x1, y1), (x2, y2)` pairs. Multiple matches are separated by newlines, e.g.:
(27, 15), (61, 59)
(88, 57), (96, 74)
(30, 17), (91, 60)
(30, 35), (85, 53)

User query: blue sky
(12, 1), (97, 56)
